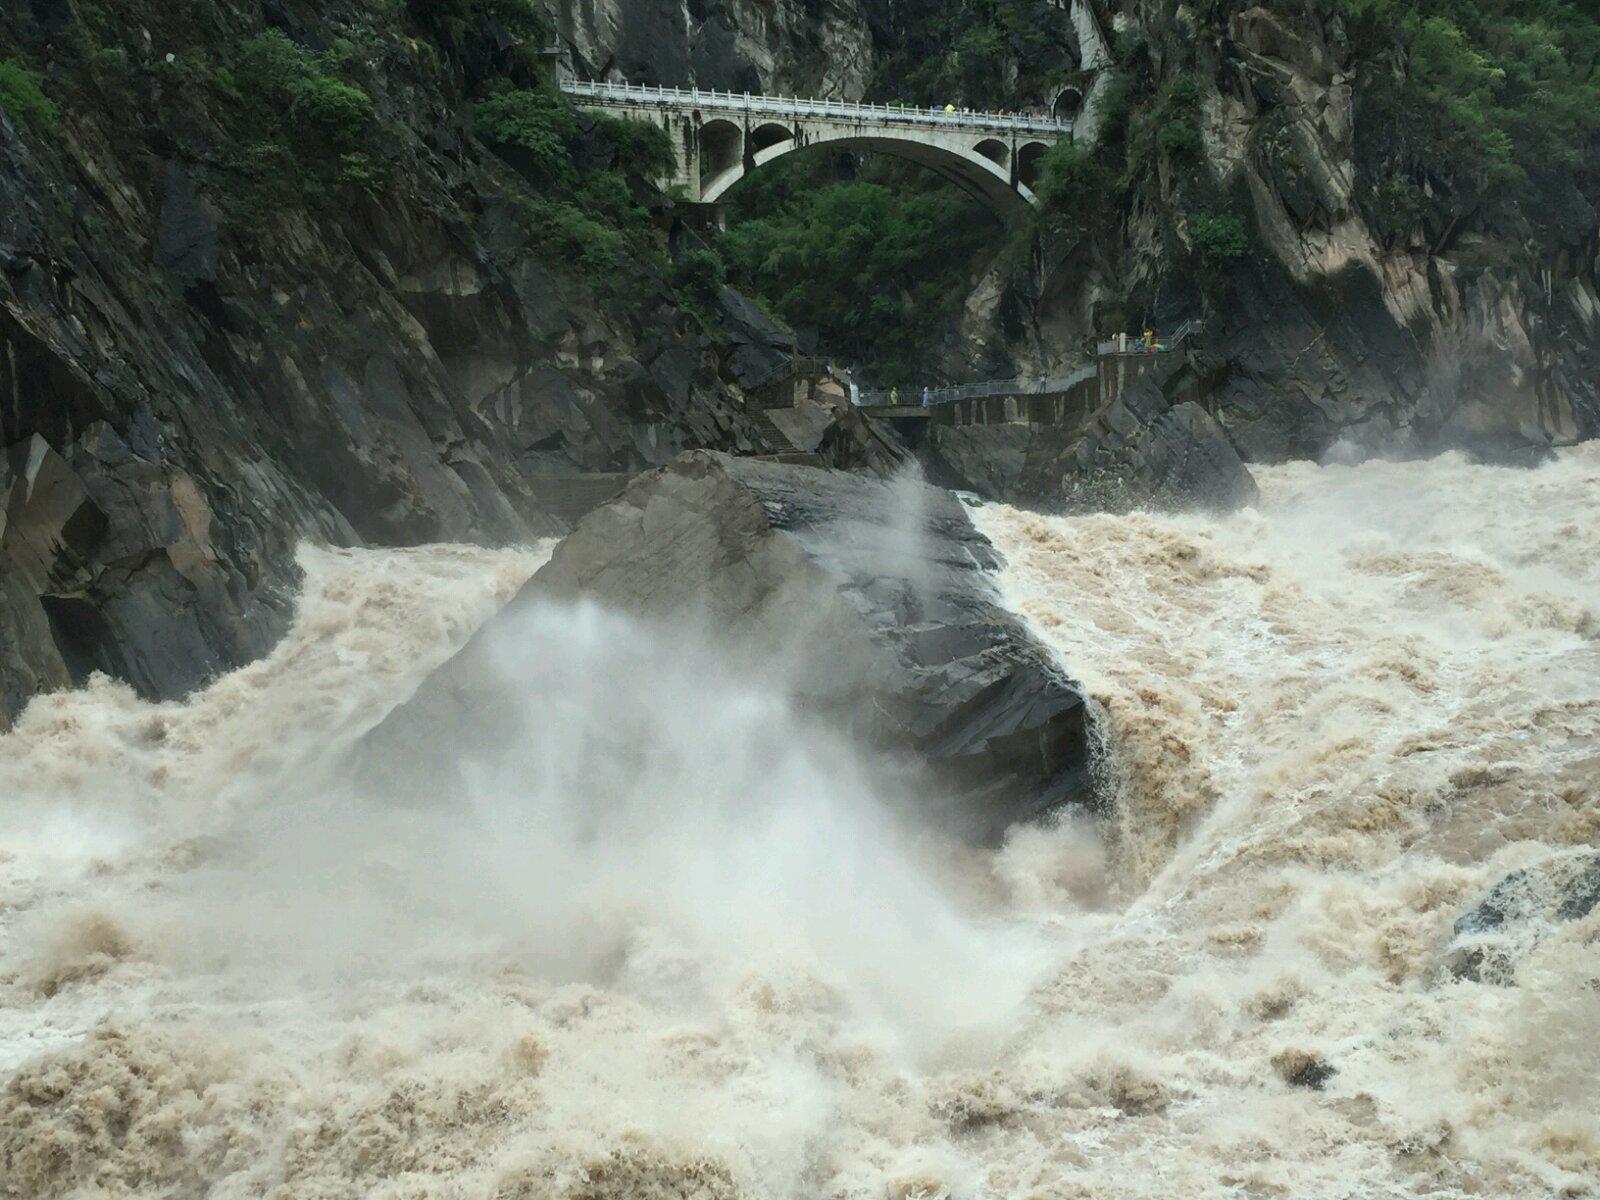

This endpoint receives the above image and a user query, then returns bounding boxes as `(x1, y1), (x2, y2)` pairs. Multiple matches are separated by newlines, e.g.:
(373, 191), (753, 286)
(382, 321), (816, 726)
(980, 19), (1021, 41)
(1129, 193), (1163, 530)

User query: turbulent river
(1, 449), (1597, 1199)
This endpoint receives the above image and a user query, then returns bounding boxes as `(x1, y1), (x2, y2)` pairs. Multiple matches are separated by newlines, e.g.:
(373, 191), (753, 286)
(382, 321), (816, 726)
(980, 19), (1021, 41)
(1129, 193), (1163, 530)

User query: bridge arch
(701, 127), (1040, 215)
(1016, 141), (1050, 190)
(698, 118), (743, 191)
(749, 121), (794, 153)
(974, 137), (1010, 170)
(559, 80), (1075, 213)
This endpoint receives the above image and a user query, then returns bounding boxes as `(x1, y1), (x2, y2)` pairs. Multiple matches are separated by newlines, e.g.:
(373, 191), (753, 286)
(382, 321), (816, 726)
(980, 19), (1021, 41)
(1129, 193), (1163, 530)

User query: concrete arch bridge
(560, 80), (1074, 214)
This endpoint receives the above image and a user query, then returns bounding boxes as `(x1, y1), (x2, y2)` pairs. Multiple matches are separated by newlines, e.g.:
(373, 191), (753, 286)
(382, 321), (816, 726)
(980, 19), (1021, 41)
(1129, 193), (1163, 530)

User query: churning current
(0, 448), (1596, 1199)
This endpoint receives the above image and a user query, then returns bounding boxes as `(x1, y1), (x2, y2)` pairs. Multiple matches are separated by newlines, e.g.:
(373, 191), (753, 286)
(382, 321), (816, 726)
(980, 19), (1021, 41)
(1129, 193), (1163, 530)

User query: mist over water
(2, 449), (1598, 1198)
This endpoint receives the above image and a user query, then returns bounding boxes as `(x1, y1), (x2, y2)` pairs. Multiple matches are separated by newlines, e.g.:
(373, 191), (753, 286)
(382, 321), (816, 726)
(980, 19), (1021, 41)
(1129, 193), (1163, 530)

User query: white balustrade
(559, 78), (1071, 135)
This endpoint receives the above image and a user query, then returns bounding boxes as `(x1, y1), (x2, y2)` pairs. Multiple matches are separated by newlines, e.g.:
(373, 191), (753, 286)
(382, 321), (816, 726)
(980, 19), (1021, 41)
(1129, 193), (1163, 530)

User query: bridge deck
(561, 80), (1070, 138)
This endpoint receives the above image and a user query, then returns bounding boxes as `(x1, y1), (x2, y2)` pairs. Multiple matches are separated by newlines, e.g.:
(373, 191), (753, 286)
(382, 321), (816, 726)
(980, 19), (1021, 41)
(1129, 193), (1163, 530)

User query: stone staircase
(748, 408), (798, 453)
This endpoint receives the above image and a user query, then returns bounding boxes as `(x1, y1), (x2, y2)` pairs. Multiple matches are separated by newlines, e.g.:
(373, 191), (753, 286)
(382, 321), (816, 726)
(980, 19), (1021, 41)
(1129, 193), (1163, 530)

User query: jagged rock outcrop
(1444, 851), (1600, 985)
(0, 0), (817, 723)
(951, 2), (1598, 462)
(363, 452), (1092, 841)
(926, 355), (1260, 513)
(556, 0), (874, 98)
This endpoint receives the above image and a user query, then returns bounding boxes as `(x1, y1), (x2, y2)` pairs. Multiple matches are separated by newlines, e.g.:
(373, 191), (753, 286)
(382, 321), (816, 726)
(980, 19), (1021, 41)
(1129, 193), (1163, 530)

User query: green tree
(1341, 0), (1600, 243)
(1189, 211), (1248, 261)
(716, 171), (996, 384)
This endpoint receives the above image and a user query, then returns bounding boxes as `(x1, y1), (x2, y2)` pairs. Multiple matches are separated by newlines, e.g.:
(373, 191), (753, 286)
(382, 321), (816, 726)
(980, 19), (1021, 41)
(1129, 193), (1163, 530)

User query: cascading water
(0, 448), (1595, 1199)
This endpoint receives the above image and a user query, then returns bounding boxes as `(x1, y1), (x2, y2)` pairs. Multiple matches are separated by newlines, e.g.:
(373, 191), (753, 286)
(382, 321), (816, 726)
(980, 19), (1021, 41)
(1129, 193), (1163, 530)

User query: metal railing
(857, 364), (1098, 409)
(560, 79), (1072, 137)
(1097, 320), (1202, 357)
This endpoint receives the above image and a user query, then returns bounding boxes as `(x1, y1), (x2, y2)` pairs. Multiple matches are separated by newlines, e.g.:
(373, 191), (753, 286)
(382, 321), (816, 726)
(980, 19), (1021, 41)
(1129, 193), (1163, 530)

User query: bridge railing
(560, 79), (1071, 136)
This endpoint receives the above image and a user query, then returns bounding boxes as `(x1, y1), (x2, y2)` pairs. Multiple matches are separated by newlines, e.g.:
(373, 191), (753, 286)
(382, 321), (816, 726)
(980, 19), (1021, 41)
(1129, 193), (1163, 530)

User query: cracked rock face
(361, 452), (1093, 842)
(926, 356), (1261, 515)
(0, 0), (807, 724)
(556, 0), (874, 98)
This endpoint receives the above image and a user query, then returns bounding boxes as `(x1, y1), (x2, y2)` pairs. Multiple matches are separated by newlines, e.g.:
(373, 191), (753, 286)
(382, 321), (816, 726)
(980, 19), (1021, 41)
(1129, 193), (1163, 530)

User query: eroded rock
(364, 452), (1092, 842)
(1444, 851), (1600, 984)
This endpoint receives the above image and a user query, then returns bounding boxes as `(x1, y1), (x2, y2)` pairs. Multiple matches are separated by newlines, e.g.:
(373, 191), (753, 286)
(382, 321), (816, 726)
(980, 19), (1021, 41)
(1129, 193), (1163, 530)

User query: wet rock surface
(1445, 851), (1600, 984)
(925, 358), (1260, 514)
(556, 0), (873, 98)
(365, 452), (1092, 842)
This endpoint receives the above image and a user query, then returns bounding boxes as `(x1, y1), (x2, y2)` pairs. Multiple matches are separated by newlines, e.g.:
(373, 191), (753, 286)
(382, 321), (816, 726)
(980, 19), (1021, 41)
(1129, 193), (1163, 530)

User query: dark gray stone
(923, 366), (1260, 514)
(363, 452), (1093, 843)
(154, 162), (219, 291)
(1445, 851), (1600, 985)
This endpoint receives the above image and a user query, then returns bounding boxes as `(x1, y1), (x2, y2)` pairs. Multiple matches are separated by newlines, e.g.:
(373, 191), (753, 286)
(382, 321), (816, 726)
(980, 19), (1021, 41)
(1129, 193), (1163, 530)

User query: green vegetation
(517, 198), (625, 274)
(1036, 141), (1112, 215)
(0, 59), (59, 133)
(1, 0), (682, 300)
(714, 162), (997, 385)
(474, 85), (582, 187)
(1129, 75), (1204, 178)
(670, 248), (727, 315)
(472, 84), (684, 286)
(405, 0), (551, 49)
(474, 86), (674, 189)
(1188, 211), (1248, 262)
(227, 31), (383, 204)
(1340, 0), (1600, 243)
(591, 112), (676, 181)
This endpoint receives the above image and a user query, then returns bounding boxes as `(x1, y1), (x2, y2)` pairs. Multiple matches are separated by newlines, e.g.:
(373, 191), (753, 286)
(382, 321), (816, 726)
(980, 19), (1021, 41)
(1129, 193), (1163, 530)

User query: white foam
(1, 446), (1597, 1198)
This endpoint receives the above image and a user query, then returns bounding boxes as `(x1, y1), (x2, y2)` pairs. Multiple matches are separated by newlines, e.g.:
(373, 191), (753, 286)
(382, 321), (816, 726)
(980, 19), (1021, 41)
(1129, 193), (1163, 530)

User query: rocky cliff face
(1181, 2), (1597, 459)
(984, 1), (1599, 461)
(0, 0), (808, 725)
(556, 0), (874, 98)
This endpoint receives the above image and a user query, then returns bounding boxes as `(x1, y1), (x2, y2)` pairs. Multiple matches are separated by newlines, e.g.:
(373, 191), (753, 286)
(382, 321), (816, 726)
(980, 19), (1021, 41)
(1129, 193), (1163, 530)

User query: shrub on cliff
(1037, 142), (1111, 215)
(473, 86), (581, 187)
(0, 59), (59, 133)
(518, 198), (624, 274)
(592, 113), (675, 181)
(1189, 211), (1247, 262)
(670, 248), (727, 317)
(1129, 75), (1204, 178)
(229, 32), (383, 202)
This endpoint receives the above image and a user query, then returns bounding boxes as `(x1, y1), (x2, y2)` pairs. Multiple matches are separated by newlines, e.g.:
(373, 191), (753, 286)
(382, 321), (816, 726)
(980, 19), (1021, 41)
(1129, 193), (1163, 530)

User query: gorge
(1, 1), (1598, 1197)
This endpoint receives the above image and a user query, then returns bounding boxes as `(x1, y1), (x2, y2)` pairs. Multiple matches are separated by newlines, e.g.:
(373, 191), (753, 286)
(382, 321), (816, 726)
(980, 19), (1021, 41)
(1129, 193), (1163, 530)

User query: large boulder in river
(363, 452), (1091, 842)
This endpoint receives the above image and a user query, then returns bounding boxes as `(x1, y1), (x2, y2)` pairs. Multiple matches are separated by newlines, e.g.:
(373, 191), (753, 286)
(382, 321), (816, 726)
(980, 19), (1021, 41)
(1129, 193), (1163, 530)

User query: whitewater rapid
(1, 449), (1596, 1199)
